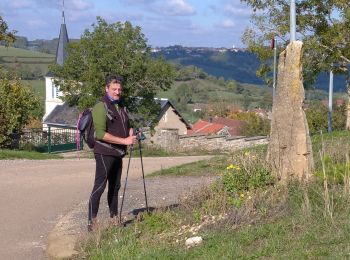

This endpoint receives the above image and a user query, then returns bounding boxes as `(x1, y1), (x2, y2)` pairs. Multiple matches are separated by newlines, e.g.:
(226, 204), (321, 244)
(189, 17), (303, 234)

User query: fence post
(48, 126), (52, 153)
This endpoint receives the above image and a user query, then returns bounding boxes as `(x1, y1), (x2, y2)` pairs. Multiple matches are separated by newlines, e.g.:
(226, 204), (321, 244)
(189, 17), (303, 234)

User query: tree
(0, 71), (41, 147)
(0, 16), (16, 46)
(50, 17), (175, 127)
(241, 0), (350, 127)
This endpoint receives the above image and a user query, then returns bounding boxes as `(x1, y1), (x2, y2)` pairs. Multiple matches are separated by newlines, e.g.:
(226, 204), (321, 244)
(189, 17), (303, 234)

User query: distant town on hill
(3, 36), (347, 92)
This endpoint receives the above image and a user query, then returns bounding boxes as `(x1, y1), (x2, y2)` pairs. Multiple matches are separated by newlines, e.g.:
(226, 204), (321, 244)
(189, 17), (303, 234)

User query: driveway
(0, 155), (211, 260)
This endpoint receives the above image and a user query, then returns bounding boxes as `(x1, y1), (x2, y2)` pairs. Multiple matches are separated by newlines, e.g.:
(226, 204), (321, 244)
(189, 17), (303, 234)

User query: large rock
(268, 41), (314, 182)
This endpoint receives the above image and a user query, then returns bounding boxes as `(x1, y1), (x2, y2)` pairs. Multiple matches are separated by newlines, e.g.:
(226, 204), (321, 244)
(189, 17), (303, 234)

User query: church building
(42, 6), (79, 128)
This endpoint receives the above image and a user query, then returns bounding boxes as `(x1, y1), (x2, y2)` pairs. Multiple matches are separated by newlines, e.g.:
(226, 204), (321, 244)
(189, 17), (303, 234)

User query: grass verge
(77, 131), (350, 259)
(148, 156), (225, 177)
(0, 149), (63, 159)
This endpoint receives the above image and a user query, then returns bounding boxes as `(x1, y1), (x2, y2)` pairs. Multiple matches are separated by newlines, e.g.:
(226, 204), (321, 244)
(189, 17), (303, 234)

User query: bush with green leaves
(229, 110), (270, 136)
(221, 149), (274, 201)
(306, 101), (346, 134)
(223, 163), (274, 195)
(0, 70), (41, 148)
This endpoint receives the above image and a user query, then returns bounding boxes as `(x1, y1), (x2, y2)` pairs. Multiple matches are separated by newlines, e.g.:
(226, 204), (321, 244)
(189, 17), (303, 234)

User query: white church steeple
(43, 0), (69, 121)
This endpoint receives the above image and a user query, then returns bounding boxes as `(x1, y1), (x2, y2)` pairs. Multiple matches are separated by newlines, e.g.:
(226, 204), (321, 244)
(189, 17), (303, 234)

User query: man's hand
(124, 135), (137, 145)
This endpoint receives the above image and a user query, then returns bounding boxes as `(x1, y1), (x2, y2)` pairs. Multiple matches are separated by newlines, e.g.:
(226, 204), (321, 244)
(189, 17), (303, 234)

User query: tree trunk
(267, 41), (314, 183)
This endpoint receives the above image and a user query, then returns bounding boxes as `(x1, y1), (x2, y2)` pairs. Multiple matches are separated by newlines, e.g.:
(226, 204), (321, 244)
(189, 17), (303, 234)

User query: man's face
(106, 82), (122, 101)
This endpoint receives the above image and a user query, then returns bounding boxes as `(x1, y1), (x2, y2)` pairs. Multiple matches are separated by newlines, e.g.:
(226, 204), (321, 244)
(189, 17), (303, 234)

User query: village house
(188, 116), (245, 136)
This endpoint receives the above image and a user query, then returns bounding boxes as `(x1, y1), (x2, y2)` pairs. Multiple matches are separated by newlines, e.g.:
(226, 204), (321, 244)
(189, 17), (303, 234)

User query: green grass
(0, 46), (54, 58)
(80, 131), (350, 259)
(0, 149), (62, 159)
(22, 80), (45, 100)
(82, 181), (350, 259)
(148, 156), (225, 177)
(0, 46), (55, 78)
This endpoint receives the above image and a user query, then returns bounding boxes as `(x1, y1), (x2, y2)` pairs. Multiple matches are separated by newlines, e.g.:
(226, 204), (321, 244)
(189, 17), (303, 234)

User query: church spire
(55, 0), (69, 66)
(62, 0), (65, 24)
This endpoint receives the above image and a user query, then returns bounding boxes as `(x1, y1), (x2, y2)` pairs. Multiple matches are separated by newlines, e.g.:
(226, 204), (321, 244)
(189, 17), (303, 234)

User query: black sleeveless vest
(93, 95), (129, 157)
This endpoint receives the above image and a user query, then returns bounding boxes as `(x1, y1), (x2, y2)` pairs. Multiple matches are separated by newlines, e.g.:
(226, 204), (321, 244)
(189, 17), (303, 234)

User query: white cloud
(220, 19), (235, 28)
(223, 2), (251, 17)
(152, 0), (196, 16)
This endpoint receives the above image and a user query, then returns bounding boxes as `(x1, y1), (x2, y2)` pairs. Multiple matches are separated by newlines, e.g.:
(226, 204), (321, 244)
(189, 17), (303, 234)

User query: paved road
(0, 156), (211, 260)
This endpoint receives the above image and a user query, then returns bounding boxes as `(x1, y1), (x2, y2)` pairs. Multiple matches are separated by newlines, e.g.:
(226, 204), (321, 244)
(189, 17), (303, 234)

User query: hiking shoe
(87, 218), (98, 232)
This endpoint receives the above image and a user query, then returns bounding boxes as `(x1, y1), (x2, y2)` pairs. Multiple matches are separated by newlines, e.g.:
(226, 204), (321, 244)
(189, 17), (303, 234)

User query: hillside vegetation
(153, 46), (347, 92)
(0, 46), (54, 80)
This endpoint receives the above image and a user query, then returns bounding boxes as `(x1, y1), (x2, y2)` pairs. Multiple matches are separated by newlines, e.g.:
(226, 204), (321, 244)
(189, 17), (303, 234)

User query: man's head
(105, 75), (124, 101)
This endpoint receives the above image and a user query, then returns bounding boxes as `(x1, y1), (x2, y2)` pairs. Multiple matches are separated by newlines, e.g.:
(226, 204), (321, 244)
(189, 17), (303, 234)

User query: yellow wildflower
(226, 164), (234, 170)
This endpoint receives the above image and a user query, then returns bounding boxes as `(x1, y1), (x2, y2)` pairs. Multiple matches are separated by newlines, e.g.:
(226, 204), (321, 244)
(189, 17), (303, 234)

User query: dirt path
(0, 156), (212, 260)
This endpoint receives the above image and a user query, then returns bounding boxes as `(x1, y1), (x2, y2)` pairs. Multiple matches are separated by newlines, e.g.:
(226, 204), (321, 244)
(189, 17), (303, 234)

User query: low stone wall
(178, 134), (268, 152)
(144, 128), (268, 152)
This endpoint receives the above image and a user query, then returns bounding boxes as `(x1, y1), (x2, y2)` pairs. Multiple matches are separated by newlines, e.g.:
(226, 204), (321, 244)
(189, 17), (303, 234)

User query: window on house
(55, 85), (59, 98)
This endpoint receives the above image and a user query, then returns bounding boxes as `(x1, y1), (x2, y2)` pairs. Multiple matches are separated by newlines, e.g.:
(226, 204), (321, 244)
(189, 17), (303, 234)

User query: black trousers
(88, 154), (123, 222)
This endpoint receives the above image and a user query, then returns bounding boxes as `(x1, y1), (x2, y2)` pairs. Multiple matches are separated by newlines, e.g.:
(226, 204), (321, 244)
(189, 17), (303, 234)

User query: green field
(0, 46), (55, 78)
(0, 46), (54, 58)
(22, 80), (46, 100)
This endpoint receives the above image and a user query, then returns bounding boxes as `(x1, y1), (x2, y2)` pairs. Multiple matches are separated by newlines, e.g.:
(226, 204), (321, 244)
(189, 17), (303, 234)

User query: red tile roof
(188, 117), (245, 136)
(188, 120), (225, 135)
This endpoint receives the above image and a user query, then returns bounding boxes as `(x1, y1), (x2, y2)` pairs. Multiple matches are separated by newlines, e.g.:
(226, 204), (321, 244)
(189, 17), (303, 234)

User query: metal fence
(10, 126), (81, 153)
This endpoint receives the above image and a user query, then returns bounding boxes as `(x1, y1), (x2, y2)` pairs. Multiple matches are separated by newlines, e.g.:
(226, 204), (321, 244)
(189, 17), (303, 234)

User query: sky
(1, 0), (254, 48)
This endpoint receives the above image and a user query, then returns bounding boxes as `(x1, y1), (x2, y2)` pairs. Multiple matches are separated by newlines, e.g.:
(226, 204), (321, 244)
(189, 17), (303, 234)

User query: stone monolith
(268, 41), (314, 182)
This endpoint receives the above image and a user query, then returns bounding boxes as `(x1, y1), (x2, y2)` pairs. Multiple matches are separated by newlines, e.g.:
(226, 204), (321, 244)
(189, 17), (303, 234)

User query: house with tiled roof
(209, 117), (245, 136)
(188, 117), (244, 136)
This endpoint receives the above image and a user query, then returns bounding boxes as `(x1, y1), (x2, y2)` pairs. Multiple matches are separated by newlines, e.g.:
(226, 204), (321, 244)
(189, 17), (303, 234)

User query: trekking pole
(119, 145), (133, 224)
(138, 139), (149, 214)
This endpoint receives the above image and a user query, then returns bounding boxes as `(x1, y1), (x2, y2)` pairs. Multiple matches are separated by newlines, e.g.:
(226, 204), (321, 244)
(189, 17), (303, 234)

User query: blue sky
(1, 0), (254, 48)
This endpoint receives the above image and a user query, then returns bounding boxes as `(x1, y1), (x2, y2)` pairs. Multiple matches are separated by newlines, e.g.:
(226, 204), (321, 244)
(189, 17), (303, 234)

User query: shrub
(305, 101), (346, 134)
(223, 163), (274, 194)
(229, 111), (270, 136)
(221, 149), (275, 205)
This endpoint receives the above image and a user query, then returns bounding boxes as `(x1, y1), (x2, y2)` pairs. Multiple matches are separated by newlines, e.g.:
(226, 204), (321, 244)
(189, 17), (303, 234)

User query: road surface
(0, 155), (211, 260)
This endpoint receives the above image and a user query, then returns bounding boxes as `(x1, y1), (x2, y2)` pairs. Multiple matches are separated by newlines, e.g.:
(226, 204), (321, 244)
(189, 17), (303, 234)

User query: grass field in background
(22, 80), (46, 99)
(0, 46), (54, 58)
(0, 46), (55, 78)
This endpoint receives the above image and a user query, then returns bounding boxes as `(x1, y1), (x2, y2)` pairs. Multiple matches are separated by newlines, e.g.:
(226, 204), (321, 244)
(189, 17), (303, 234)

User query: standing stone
(268, 41), (314, 182)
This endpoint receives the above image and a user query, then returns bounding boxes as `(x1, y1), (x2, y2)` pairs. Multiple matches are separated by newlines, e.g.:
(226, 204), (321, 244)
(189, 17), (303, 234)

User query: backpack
(77, 102), (112, 149)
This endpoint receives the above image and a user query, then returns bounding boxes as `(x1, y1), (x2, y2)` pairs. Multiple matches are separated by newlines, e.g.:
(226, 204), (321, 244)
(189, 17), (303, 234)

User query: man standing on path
(88, 75), (137, 231)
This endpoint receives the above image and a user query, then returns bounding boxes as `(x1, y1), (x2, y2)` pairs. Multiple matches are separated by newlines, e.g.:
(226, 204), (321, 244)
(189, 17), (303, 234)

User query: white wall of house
(43, 76), (64, 120)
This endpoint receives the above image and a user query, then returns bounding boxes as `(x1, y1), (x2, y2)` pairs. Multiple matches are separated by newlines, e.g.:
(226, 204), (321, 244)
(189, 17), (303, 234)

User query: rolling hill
(152, 45), (347, 92)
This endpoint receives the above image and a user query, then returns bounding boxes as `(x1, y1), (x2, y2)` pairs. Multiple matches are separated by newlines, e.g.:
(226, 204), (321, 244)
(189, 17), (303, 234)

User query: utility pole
(290, 0), (296, 41)
(328, 69), (334, 132)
